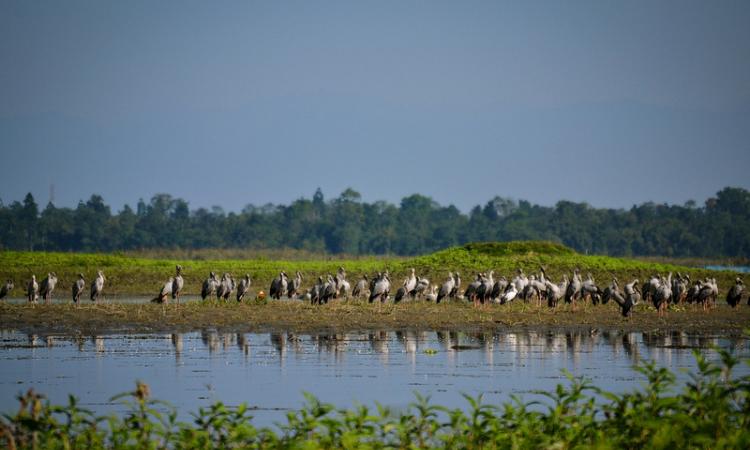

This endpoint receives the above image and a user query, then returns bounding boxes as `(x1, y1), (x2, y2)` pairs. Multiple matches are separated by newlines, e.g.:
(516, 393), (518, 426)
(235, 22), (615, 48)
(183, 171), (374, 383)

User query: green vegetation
(2, 241), (746, 337)
(2, 186), (750, 257)
(0, 241), (742, 297)
(463, 240), (576, 257)
(3, 345), (749, 448)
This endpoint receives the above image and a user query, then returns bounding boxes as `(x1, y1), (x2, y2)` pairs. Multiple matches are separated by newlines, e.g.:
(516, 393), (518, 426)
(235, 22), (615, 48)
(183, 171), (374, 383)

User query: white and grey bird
(322, 274), (338, 303)
(477, 270), (495, 305)
(413, 277), (430, 299)
(0, 280), (14, 300)
(201, 272), (219, 300)
(217, 273), (235, 300)
(450, 272), (462, 298)
(425, 285), (438, 302)
(653, 273), (672, 316)
(521, 274), (540, 304)
(490, 277), (508, 302)
(39, 272), (58, 304)
(337, 277), (351, 300)
(437, 272), (455, 304)
(171, 265), (184, 303)
(464, 273), (483, 304)
(697, 278), (719, 310)
(601, 278), (618, 305)
(287, 271), (302, 299)
(369, 272), (380, 293)
(334, 267), (349, 299)
(580, 273), (600, 304)
(269, 272), (288, 300)
(564, 269), (582, 305)
(90, 270), (105, 303)
(608, 279), (635, 318)
(368, 272), (391, 304)
(624, 279), (641, 307)
(310, 276), (324, 305)
(544, 278), (565, 308)
(404, 268), (417, 297)
(236, 274), (252, 302)
(726, 277), (743, 308)
(672, 273), (689, 304)
(352, 274), (369, 299)
(72, 273), (85, 304)
(502, 283), (518, 304)
(686, 280), (701, 304)
(529, 273), (548, 305)
(641, 275), (661, 304)
(512, 269), (529, 293)
(27, 275), (39, 303)
(394, 284), (407, 304)
(152, 277), (174, 304)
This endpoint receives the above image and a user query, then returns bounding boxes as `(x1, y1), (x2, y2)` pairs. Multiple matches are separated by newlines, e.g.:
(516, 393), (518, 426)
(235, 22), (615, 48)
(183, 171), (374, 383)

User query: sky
(1, 0), (749, 213)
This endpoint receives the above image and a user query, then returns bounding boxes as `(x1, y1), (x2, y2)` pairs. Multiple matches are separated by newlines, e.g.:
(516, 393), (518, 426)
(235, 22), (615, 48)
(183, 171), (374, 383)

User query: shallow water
(705, 265), (750, 273)
(0, 329), (747, 427)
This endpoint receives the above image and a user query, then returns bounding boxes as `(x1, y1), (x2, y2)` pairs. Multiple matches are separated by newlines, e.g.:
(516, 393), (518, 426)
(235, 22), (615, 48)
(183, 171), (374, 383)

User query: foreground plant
(2, 347), (750, 449)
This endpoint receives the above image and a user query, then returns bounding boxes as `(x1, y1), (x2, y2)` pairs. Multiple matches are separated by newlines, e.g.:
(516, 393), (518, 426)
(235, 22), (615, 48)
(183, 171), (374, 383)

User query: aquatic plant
(1, 346), (749, 448)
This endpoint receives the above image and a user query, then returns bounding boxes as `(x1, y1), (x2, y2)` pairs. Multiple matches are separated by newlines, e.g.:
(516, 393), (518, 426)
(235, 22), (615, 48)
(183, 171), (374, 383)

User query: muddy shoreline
(1, 302), (748, 336)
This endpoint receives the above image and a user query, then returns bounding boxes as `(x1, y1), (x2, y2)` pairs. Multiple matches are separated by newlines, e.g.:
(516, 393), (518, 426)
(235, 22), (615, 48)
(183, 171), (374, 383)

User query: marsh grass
(0, 242), (742, 297)
(2, 343), (749, 448)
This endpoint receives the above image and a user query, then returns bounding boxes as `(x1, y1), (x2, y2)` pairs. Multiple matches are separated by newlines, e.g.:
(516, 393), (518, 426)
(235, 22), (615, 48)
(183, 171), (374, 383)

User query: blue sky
(1, 1), (748, 212)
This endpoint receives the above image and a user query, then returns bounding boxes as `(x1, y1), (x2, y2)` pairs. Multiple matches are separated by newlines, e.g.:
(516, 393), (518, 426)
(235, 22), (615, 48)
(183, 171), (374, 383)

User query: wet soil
(1, 300), (748, 335)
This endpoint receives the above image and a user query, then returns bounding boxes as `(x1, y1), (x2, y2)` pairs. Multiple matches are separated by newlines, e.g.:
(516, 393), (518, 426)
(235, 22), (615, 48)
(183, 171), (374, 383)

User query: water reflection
(154, 329), (748, 367)
(237, 333), (249, 356)
(1, 328), (747, 427)
(8, 329), (746, 361)
(171, 333), (183, 361)
(200, 330), (220, 353)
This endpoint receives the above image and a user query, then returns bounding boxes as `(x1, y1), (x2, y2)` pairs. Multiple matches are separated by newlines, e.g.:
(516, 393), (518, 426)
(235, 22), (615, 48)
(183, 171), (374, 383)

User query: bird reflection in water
(172, 333), (183, 361)
(201, 330), (220, 353)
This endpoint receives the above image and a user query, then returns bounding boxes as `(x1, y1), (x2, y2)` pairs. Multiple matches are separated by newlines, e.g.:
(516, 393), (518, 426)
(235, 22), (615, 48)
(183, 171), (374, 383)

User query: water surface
(704, 265), (750, 273)
(1, 329), (747, 426)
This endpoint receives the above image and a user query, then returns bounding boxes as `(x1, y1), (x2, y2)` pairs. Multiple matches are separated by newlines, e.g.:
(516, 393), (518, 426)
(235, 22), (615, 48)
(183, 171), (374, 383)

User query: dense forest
(0, 187), (748, 258)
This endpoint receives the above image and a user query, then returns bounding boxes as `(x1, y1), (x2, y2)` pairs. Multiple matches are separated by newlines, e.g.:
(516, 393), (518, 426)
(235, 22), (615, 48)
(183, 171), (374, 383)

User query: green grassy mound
(0, 241), (742, 296)
(463, 240), (576, 256)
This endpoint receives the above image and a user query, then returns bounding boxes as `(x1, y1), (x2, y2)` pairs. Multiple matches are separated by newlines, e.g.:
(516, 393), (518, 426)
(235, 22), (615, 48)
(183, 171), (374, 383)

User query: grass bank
(2, 344), (749, 448)
(2, 301), (749, 335)
(0, 241), (744, 297)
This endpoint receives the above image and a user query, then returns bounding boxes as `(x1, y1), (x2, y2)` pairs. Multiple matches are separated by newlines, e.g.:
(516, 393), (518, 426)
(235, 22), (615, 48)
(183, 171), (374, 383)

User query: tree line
(0, 187), (748, 258)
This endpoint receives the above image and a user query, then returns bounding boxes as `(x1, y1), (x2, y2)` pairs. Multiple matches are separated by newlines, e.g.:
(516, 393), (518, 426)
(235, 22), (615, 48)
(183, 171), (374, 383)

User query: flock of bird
(0, 271), (106, 304)
(1, 265), (745, 318)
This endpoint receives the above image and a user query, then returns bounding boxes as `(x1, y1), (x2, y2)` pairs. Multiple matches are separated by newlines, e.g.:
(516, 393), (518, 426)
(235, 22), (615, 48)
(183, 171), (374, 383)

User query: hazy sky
(1, 0), (749, 212)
